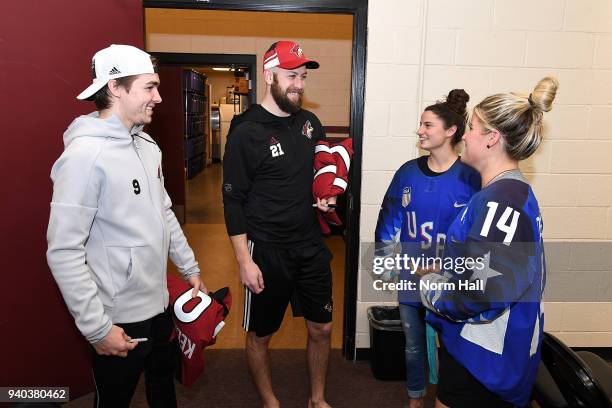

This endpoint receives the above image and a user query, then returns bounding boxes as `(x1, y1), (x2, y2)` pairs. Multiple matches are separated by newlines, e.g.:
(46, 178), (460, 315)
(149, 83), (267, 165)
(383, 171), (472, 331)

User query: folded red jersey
(167, 273), (232, 386)
(312, 139), (353, 234)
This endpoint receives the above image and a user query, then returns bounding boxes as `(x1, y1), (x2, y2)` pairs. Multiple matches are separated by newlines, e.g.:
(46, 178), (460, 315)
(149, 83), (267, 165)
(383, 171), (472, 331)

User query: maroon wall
(0, 1), (144, 398)
(147, 66), (186, 208)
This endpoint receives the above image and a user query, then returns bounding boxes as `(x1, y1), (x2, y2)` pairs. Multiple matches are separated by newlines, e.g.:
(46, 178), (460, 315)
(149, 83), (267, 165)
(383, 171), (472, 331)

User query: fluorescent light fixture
(212, 67), (231, 71)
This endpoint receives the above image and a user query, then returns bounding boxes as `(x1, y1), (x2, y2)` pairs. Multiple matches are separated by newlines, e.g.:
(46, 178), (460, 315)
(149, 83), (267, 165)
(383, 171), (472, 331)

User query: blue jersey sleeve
(421, 183), (541, 322)
(373, 170), (407, 281)
(374, 170), (405, 250)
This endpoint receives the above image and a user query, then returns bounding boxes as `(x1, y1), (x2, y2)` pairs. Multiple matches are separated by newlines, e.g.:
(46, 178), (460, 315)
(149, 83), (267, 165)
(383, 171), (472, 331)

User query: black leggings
(437, 341), (516, 408)
(91, 310), (178, 408)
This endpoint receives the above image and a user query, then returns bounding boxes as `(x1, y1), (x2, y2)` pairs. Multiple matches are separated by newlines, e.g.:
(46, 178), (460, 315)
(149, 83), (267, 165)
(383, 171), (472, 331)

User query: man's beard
(271, 76), (303, 114)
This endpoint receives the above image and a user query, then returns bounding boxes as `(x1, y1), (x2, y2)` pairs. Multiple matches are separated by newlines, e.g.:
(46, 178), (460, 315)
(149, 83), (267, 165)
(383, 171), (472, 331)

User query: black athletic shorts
(437, 341), (517, 408)
(242, 239), (333, 337)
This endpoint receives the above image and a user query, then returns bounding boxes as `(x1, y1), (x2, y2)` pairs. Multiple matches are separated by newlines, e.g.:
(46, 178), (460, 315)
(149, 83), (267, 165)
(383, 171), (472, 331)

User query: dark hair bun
(446, 89), (470, 116)
(424, 89), (471, 146)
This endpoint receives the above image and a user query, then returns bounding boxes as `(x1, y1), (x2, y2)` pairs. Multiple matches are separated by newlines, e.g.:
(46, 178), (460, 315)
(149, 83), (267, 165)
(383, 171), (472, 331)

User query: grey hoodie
(47, 112), (200, 344)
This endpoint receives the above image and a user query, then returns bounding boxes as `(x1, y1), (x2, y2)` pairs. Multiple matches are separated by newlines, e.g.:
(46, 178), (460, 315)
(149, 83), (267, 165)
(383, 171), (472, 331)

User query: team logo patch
(223, 183), (233, 192)
(302, 120), (314, 139)
(290, 43), (303, 58)
(323, 302), (333, 313)
(402, 187), (411, 208)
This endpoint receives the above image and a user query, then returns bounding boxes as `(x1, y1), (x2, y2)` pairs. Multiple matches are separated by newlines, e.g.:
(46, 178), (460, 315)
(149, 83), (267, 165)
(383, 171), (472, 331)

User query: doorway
(149, 53), (256, 225)
(143, 0), (366, 359)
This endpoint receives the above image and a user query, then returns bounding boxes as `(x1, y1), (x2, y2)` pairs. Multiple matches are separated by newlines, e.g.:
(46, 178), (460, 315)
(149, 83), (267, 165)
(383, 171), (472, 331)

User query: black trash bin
(368, 306), (406, 381)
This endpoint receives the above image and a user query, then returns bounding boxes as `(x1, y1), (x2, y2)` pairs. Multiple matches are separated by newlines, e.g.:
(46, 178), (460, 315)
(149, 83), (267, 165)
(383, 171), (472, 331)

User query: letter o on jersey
(174, 289), (212, 323)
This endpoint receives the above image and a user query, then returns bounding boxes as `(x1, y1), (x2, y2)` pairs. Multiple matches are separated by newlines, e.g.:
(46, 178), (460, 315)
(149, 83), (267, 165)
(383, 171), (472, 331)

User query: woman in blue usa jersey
(375, 89), (480, 408)
(420, 77), (558, 408)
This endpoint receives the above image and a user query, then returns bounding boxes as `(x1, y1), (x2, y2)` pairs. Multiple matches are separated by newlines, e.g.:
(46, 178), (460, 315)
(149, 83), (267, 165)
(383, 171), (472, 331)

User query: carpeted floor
(66, 349), (437, 407)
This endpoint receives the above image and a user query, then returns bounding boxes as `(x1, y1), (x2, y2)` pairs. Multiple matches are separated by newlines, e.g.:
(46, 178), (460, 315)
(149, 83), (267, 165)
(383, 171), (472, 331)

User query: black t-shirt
(417, 155), (461, 177)
(222, 105), (326, 247)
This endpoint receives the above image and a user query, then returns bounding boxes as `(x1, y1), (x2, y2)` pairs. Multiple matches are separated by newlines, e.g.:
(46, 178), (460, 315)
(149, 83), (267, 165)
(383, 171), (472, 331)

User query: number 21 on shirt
(270, 143), (285, 158)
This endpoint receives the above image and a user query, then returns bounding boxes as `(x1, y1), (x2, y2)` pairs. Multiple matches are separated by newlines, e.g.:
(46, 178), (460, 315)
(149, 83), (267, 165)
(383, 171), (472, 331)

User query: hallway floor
(176, 163), (346, 349)
(66, 350), (426, 407)
(66, 166), (418, 408)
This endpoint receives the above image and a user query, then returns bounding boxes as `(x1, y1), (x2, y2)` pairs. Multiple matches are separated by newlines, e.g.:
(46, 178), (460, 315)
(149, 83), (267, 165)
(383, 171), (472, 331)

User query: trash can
(368, 306), (406, 381)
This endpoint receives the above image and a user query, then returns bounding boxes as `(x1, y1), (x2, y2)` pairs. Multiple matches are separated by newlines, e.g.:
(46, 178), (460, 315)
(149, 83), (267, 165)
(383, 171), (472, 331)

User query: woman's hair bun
(446, 89), (470, 115)
(529, 76), (559, 113)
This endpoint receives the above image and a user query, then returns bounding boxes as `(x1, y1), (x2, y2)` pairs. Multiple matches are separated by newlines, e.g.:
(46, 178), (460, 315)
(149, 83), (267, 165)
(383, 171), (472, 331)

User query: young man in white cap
(47, 44), (206, 407)
(223, 40), (335, 408)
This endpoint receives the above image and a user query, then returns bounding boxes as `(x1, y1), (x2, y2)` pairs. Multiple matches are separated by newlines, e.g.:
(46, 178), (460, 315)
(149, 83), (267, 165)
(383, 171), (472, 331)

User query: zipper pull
(132, 135), (141, 153)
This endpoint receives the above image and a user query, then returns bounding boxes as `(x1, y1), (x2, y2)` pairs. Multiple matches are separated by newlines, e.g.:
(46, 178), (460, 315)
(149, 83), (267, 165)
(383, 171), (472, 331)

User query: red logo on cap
(290, 43), (303, 58)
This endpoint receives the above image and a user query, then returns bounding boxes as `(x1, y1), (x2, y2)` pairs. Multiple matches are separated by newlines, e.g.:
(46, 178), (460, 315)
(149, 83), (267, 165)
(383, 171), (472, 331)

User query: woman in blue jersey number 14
(420, 77), (558, 408)
(375, 89), (480, 408)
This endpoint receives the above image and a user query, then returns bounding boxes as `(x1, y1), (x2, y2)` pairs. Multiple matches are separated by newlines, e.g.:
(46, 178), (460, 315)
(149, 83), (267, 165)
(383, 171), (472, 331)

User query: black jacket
(222, 104), (326, 247)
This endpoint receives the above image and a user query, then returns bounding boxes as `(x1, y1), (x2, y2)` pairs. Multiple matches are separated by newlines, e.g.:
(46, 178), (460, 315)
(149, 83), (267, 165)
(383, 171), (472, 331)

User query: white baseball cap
(76, 44), (155, 100)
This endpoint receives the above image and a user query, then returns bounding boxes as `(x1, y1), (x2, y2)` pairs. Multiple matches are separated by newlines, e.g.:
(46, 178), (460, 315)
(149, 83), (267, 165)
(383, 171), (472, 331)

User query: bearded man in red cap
(222, 41), (335, 408)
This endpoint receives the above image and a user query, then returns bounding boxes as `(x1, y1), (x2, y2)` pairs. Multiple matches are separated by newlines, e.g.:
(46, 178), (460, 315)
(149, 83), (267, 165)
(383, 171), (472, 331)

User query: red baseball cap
(263, 41), (319, 70)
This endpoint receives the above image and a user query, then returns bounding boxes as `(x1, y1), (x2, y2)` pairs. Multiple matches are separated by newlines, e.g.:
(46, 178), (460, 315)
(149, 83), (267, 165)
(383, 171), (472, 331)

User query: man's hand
(188, 275), (207, 297)
(239, 259), (265, 294)
(316, 196), (337, 213)
(93, 325), (137, 357)
(228, 234), (264, 294)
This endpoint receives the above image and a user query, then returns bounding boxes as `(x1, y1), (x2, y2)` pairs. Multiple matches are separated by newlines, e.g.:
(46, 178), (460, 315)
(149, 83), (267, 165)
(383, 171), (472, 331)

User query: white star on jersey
(470, 251), (502, 291)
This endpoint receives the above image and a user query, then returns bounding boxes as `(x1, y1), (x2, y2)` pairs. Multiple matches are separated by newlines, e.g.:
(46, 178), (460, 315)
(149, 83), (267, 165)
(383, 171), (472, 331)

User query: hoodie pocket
(106, 246), (133, 297)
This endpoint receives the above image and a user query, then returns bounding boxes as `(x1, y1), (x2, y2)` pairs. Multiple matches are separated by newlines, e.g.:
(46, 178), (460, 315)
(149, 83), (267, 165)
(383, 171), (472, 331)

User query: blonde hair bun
(529, 76), (559, 113)
(473, 76), (559, 161)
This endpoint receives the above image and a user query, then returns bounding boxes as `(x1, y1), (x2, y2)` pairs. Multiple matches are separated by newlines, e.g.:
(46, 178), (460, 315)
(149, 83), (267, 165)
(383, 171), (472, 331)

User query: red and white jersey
(312, 139), (353, 234)
(167, 273), (232, 386)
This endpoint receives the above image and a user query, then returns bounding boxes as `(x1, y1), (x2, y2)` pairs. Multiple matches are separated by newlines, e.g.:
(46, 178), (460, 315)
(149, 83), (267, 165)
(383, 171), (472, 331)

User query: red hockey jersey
(312, 139), (353, 234)
(167, 274), (232, 386)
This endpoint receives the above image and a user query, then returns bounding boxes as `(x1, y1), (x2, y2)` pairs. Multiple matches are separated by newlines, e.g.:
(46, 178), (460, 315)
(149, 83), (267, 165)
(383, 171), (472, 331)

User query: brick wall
(358, 0), (612, 348)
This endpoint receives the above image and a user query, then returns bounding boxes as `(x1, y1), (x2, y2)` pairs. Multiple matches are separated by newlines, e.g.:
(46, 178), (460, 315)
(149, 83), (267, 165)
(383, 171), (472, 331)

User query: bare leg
(434, 399), (449, 408)
(246, 332), (280, 408)
(408, 397), (424, 408)
(305, 320), (332, 408)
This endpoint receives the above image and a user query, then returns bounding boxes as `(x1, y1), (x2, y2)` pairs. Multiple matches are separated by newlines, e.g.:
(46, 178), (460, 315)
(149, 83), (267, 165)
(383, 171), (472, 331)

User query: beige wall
(358, 0), (612, 348)
(145, 8), (352, 128)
